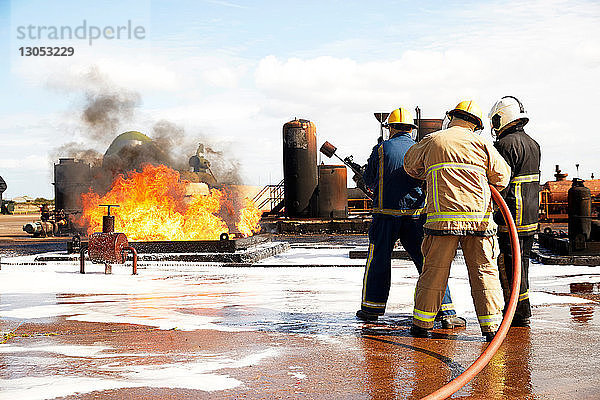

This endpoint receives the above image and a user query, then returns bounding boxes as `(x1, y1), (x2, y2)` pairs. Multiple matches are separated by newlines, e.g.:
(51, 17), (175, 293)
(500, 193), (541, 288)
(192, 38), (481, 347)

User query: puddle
(570, 305), (595, 324)
(570, 282), (600, 295)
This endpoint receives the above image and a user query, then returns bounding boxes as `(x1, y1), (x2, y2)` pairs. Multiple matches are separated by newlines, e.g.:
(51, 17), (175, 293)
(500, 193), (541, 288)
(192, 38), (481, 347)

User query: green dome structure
(104, 131), (152, 157)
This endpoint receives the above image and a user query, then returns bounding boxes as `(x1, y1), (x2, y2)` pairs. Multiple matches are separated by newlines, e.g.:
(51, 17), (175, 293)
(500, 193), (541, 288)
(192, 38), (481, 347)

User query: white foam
(1, 249), (594, 333)
(288, 372), (307, 380)
(0, 347), (278, 399)
(0, 248), (596, 399)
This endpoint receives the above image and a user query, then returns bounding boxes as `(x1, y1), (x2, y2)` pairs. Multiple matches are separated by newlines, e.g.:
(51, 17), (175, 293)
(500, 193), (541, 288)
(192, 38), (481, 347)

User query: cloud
(249, 1), (600, 181)
(0, 155), (50, 171)
(202, 65), (248, 88)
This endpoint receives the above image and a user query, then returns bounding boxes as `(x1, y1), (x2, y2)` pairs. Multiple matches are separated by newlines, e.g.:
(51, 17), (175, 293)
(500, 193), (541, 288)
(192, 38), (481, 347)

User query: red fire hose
(420, 185), (522, 400)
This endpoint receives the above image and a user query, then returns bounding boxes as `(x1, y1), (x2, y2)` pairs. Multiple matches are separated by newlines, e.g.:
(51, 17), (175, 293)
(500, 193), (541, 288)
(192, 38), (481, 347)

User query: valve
(99, 204), (119, 233)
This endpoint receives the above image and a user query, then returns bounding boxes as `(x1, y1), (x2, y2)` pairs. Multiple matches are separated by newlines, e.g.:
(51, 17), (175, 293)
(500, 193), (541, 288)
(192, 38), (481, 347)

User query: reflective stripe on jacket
(494, 127), (541, 236)
(363, 133), (426, 217)
(403, 124), (511, 235)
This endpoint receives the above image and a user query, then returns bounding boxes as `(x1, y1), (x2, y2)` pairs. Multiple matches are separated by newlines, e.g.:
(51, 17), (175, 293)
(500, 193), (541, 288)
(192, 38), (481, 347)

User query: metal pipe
(79, 244), (88, 274)
(207, 166), (218, 183)
(421, 185), (521, 400)
(122, 246), (138, 275)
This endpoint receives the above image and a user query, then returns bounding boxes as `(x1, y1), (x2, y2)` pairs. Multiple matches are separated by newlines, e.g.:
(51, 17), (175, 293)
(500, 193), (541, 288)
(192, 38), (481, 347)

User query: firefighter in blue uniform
(356, 107), (465, 328)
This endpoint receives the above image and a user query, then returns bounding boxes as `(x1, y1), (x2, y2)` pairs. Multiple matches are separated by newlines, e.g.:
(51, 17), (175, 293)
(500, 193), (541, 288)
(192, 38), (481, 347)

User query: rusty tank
(318, 165), (348, 219)
(415, 118), (443, 141)
(80, 205), (137, 275)
(540, 165), (600, 221)
(282, 118), (318, 218)
(54, 158), (92, 213)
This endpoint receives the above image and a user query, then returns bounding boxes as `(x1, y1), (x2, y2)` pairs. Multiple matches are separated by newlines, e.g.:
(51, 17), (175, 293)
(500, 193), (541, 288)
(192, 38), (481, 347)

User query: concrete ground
(1, 215), (599, 399)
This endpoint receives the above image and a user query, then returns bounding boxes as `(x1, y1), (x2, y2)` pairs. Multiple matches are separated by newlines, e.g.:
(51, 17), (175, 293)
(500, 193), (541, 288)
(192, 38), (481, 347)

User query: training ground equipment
(320, 141), (373, 199)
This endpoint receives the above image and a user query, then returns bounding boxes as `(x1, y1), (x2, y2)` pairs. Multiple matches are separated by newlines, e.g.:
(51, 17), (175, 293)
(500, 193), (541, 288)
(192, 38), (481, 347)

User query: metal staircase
(252, 179), (284, 216)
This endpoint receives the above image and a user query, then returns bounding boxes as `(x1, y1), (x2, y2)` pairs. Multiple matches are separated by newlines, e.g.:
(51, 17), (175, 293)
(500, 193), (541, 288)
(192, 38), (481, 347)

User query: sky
(0, 0), (599, 199)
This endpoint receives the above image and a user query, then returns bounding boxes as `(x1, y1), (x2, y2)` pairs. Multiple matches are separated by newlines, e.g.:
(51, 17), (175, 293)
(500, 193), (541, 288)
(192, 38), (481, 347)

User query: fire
(236, 198), (262, 237)
(78, 164), (262, 241)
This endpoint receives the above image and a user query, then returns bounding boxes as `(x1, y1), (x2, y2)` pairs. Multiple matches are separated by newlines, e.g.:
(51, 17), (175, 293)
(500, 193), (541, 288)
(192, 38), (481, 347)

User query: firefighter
(404, 100), (511, 341)
(357, 107), (465, 329)
(489, 96), (540, 327)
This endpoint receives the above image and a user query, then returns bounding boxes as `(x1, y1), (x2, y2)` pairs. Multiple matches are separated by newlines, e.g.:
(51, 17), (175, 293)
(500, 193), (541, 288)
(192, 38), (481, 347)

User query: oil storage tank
(415, 119), (442, 141)
(283, 118), (317, 217)
(568, 178), (592, 250)
(318, 165), (348, 219)
(54, 158), (92, 213)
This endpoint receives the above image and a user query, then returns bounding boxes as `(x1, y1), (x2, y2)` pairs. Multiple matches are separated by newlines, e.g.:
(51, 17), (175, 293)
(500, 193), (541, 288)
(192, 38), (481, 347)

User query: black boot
(511, 317), (530, 327)
(483, 331), (497, 342)
(356, 309), (379, 322)
(409, 324), (429, 338)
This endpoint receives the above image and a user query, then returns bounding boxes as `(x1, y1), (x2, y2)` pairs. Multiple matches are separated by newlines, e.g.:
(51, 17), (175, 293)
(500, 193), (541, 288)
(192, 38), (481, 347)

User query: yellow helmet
(386, 107), (417, 130)
(448, 100), (484, 130)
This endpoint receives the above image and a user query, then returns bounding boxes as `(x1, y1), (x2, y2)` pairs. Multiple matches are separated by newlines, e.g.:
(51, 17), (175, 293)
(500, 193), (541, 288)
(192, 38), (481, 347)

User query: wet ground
(1, 220), (600, 399)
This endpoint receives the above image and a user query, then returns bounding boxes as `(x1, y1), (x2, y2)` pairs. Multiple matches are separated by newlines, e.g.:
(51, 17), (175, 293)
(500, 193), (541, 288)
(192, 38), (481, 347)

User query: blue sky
(1, 0), (599, 198)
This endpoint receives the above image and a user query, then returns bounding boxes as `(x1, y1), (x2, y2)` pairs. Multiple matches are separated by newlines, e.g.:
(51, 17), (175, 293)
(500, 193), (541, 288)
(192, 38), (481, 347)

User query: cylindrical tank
(568, 178), (591, 250)
(88, 232), (129, 264)
(318, 165), (348, 219)
(283, 119), (317, 217)
(23, 221), (56, 237)
(591, 220), (600, 241)
(415, 119), (443, 141)
(54, 158), (92, 212)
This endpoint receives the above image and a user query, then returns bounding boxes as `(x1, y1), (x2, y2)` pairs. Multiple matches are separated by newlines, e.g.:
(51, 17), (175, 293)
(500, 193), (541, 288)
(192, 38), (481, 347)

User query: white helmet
(488, 96), (529, 137)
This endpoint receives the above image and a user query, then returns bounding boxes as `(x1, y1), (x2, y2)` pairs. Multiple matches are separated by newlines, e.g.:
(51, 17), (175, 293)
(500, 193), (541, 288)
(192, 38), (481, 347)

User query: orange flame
(78, 164), (261, 241)
(236, 198), (262, 237)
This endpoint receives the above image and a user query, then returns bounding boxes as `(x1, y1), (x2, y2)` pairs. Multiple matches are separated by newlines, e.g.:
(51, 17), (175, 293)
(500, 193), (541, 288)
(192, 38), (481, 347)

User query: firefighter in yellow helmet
(357, 107), (465, 329)
(386, 107), (413, 126)
(404, 100), (511, 341)
(449, 100), (484, 130)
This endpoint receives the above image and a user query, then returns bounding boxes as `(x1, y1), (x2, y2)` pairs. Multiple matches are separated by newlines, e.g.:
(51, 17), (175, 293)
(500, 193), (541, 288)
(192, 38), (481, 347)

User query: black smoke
(53, 66), (245, 195)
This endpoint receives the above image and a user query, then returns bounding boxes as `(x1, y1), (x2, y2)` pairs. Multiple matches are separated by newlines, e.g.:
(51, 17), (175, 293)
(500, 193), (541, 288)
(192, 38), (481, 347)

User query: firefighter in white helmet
(356, 107), (466, 329)
(489, 96), (540, 327)
(404, 100), (511, 341)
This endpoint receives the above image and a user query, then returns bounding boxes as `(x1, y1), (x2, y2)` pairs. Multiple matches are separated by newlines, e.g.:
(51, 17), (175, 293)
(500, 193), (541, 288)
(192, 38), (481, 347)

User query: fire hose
(420, 184), (522, 400)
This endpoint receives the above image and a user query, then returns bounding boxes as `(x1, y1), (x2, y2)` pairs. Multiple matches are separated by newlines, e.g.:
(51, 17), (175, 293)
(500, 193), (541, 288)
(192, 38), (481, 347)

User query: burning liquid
(78, 164), (261, 241)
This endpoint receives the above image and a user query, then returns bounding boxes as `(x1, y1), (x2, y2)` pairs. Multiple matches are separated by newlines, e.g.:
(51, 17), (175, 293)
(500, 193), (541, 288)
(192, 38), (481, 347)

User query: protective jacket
(363, 133), (425, 217)
(493, 126), (540, 236)
(404, 124), (511, 235)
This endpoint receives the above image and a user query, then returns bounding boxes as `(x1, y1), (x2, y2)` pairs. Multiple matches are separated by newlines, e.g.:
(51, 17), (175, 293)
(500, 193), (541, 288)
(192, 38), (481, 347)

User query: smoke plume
(53, 66), (246, 198)
(83, 91), (141, 140)
(52, 143), (104, 168)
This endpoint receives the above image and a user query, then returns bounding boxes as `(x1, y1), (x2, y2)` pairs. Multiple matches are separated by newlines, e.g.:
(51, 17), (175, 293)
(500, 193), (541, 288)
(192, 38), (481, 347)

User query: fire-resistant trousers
(361, 215), (457, 317)
(498, 233), (533, 321)
(412, 234), (504, 333)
